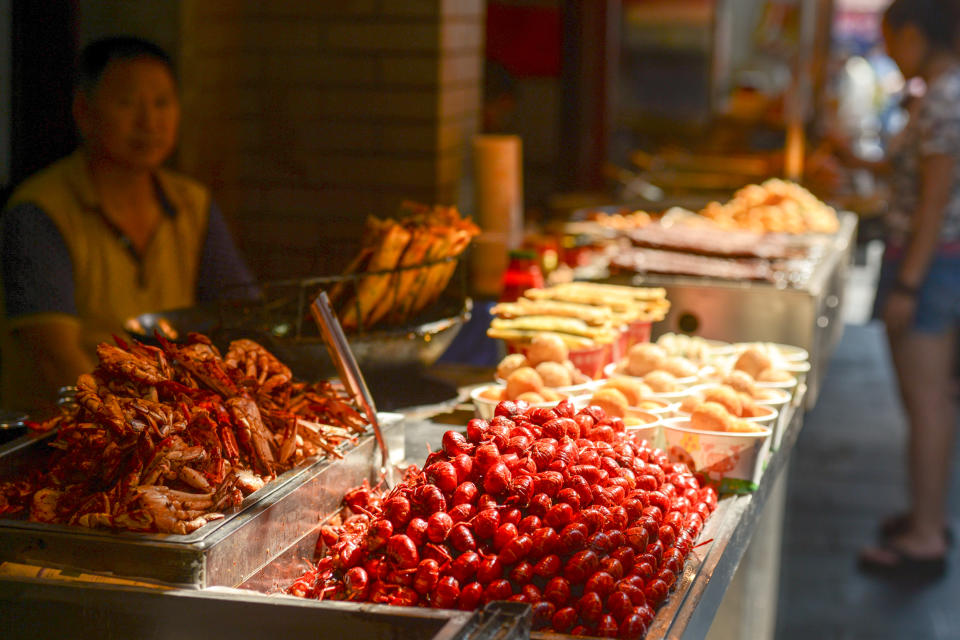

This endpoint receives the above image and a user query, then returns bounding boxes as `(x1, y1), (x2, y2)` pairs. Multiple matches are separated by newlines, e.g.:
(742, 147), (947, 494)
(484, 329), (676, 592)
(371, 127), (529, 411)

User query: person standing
(857, 0), (960, 579)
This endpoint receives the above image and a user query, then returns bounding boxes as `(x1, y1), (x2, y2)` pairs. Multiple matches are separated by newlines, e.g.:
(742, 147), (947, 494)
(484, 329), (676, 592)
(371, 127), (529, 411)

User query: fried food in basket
(329, 202), (479, 331)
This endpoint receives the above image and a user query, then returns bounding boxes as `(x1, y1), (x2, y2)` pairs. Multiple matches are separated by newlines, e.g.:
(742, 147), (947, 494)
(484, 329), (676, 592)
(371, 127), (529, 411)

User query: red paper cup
(624, 320), (652, 348)
(568, 343), (610, 380)
(614, 326), (630, 363)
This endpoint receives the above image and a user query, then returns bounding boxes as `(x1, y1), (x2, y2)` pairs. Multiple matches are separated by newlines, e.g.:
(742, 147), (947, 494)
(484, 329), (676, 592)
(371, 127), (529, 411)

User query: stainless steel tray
(0, 414), (404, 588)
(0, 578), (530, 640)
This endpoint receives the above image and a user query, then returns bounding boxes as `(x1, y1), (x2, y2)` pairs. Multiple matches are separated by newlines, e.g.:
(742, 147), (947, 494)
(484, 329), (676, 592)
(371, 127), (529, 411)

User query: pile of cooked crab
(0, 333), (368, 534)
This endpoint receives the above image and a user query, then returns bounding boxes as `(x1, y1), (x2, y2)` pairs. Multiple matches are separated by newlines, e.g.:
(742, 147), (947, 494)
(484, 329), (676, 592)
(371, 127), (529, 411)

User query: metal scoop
(310, 292), (395, 487)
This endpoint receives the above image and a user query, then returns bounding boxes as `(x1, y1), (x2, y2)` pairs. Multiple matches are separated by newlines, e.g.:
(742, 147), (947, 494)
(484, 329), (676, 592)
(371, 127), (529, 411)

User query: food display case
(0, 415), (405, 588)
(0, 381), (807, 639)
(603, 211), (856, 407)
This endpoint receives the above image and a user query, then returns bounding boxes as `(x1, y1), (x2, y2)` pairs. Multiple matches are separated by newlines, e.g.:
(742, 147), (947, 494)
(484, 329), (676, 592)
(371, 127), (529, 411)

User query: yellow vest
(1, 150), (210, 410)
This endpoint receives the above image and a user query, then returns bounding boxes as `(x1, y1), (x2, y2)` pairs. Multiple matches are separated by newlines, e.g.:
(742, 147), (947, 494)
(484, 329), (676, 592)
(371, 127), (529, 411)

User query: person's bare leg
(885, 327), (956, 556)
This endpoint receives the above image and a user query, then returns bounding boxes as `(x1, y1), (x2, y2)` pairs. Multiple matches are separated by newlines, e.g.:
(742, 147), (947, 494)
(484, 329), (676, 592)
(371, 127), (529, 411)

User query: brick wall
(176, 1), (484, 281)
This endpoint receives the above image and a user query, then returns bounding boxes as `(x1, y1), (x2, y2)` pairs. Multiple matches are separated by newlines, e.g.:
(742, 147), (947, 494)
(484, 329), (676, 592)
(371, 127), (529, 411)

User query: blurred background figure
(0, 36), (254, 412)
(850, 0), (960, 581)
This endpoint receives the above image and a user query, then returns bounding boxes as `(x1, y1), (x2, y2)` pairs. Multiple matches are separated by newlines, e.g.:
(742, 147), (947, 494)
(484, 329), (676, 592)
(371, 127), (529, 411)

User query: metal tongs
(310, 292), (396, 487)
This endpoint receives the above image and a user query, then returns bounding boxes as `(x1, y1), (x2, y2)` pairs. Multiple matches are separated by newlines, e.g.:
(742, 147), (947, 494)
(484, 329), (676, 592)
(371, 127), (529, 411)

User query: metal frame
(0, 416), (404, 588)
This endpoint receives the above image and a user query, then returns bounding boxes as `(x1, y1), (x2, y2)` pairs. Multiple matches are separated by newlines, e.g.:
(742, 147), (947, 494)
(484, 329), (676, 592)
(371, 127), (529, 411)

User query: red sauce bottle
(499, 249), (544, 303)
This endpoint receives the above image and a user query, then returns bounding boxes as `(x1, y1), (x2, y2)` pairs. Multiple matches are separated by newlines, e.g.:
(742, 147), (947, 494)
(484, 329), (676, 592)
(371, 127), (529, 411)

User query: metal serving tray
(0, 414), (404, 588)
(603, 212), (856, 407)
(0, 578), (530, 640)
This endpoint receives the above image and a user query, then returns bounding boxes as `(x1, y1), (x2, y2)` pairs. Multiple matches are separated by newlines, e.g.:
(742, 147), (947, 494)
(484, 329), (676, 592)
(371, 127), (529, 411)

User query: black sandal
(858, 541), (948, 582)
(878, 513), (954, 547)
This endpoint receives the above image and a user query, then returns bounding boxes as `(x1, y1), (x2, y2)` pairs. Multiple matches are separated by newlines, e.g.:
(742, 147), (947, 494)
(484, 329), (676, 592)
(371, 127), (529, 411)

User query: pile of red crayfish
(287, 399), (716, 639)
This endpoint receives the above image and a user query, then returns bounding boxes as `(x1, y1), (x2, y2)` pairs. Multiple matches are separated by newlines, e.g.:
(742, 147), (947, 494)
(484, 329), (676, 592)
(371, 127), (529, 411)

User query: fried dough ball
(727, 418), (765, 433)
(602, 377), (648, 406)
(643, 370), (680, 393)
(505, 367), (544, 400)
(516, 391), (546, 404)
(690, 402), (734, 432)
(496, 353), (529, 381)
(754, 388), (779, 403)
(679, 393), (704, 414)
(540, 388), (562, 402)
(527, 334), (569, 367)
(590, 388), (630, 418)
(636, 399), (666, 411)
(535, 361), (573, 388)
(723, 370), (757, 396)
(562, 360), (590, 385)
(756, 367), (793, 383)
(479, 386), (506, 401)
(662, 357), (698, 379)
(626, 411), (657, 425)
(626, 343), (667, 377)
(702, 386), (742, 417)
(740, 397), (766, 418)
(685, 340), (711, 363)
(733, 347), (772, 379)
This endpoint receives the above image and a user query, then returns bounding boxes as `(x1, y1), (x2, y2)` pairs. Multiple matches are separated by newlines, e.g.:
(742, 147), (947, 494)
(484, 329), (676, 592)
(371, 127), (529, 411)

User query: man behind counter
(0, 36), (255, 411)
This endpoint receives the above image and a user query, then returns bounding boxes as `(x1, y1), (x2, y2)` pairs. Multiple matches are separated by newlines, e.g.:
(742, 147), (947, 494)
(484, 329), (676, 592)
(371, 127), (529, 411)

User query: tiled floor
(775, 322), (960, 639)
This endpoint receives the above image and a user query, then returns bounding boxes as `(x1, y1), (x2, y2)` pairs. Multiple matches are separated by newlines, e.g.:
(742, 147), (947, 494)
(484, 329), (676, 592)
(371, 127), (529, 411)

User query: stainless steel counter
(0, 387), (805, 639)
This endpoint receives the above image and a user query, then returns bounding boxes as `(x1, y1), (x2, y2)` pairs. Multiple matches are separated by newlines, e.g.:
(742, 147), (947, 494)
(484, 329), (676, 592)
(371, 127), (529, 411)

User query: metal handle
(309, 292), (390, 478)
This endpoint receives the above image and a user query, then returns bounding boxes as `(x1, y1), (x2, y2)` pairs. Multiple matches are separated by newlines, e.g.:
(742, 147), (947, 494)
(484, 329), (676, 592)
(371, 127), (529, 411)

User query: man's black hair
(885, 0), (960, 49)
(76, 35), (174, 93)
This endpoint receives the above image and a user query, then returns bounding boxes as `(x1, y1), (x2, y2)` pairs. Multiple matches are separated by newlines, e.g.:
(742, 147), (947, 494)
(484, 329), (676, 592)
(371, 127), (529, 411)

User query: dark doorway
(4, 1), (79, 204)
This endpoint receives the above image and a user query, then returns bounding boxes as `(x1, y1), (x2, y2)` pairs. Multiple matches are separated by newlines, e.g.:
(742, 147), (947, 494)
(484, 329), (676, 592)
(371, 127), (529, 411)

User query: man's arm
(196, 201), (259, 302)
(2, 203), (89, 403)
(15, 319), (95, 397)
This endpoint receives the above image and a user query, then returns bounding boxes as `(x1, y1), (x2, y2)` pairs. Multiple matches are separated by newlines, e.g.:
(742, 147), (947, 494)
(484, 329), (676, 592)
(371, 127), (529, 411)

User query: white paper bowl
(782, 360), (811, 374)
(743, 405), (779, 429)
(752, 387), (792, 450)
(736, 342), (809, 362)
(755, 374), (798, 391)
(624, 411), (664, 447)
(662, 418), (772, 484)
(627, 398), (680, 417)
(470, 384), (589, 420)
(495, 377), (601, 398)
(674, 384), (780, 428)
(602, 362), (701, 390)
(753, 387), (792, 408)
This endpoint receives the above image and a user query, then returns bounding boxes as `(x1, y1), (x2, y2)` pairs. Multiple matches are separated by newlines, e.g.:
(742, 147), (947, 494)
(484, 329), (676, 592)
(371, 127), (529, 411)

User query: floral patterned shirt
(888, 66), (960, 247)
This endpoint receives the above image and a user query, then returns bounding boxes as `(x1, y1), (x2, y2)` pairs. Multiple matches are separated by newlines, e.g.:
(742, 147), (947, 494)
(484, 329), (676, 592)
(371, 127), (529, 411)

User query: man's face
(75, 57), (180, 171)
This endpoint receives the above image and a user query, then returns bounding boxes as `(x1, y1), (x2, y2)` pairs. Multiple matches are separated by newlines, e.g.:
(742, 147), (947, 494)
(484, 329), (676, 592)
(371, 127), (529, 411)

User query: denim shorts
(874, 249), (960, 334)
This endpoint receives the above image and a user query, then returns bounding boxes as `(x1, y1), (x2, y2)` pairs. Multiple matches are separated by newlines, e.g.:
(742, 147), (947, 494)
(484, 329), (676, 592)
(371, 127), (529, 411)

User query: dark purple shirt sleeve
(196, 201), (259, 302)
(1, 203), (77, 318)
